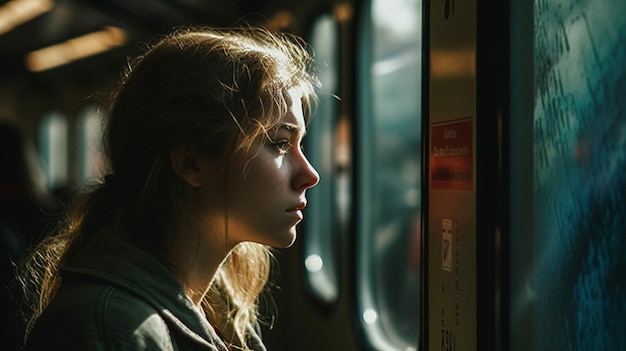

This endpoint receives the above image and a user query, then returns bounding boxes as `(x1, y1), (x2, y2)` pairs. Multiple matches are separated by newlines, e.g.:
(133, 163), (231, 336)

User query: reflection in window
(357, 0), (422, 349)
(303, 13), (341, 304)
(76, 105), (105, 183)
(38, 111), (68, 191)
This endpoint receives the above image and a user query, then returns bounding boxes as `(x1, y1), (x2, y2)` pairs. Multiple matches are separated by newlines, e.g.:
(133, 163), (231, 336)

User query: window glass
(356, 0), (422, 349)
(510, 1), (626, 350)
(304, 13), (341, 304)
(38, 111), (68, 191)
(76, 105), (106, 183)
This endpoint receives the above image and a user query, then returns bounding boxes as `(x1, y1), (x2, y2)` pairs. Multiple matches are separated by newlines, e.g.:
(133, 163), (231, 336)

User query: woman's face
(198, 89), (320, 249)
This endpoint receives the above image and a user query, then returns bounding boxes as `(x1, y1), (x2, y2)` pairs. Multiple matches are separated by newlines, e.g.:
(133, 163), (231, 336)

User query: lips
(287, 201), (307, 221)
(288, 201), (307, 212)
(295, 201), (306, 211)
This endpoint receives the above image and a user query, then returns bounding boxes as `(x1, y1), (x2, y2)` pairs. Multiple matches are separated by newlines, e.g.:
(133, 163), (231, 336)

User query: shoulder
(26, 278), (175, 350)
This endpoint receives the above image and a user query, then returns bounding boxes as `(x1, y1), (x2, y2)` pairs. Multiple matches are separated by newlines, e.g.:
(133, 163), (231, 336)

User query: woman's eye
(272, 139), (293, 154)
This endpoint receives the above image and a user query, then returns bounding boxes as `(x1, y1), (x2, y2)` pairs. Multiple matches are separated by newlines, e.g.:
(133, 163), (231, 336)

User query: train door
(425, 0), (626, 349)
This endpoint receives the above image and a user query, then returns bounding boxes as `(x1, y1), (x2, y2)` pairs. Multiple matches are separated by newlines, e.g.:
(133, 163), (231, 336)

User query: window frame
(302, 11), (343, 306)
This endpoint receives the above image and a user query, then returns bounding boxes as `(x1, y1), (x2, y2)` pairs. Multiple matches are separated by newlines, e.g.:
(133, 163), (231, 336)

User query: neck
(161, 224), (232, 306)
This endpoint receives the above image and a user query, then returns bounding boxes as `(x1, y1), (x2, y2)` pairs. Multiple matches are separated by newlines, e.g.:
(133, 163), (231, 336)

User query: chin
(272, 230), (297, 248)
(274, 238), (296, 249)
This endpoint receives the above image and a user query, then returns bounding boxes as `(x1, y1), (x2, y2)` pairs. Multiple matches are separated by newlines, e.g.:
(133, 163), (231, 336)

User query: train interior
(1, 0), (625, 350)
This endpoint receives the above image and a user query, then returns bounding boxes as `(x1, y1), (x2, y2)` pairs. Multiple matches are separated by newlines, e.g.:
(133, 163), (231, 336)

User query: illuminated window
(356, 0), (422, 349)
(303, 13), (342, 304)
(76, 105), (106, 183)
(38, 111), (68, 191)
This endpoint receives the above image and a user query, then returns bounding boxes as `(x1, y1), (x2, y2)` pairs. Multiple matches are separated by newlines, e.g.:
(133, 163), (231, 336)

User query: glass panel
(357, 0), (422, 349)
(76, 105), (106, 183)
(303, 13), (341, 304)
(511, 1), (626, 350)
(38, 111), (68, 191)
(532, 2), (626, 350)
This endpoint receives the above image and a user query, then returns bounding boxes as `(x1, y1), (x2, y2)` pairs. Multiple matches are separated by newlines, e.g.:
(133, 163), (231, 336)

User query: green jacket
(24, 225), (266, 351)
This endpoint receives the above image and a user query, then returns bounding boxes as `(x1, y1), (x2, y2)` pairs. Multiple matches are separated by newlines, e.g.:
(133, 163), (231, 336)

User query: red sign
(430, 117), (474, 190)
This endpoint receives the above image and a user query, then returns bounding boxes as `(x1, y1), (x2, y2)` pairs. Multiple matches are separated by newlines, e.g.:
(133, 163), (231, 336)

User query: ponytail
(18, 175), (121, 336)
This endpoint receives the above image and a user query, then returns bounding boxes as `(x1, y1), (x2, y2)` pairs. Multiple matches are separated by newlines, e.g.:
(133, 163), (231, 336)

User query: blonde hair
(20, 25), (318, 349)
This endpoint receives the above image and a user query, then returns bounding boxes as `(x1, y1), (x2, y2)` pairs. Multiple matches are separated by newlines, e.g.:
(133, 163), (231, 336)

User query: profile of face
(188, 88), (320, 249)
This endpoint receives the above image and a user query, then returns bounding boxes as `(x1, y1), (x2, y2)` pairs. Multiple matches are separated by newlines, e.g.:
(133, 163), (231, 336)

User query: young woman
(19, 25), (320, 350)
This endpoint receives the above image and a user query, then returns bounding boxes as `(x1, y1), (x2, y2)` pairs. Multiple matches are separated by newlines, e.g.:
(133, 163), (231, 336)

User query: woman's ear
(170, 144), (202, 187)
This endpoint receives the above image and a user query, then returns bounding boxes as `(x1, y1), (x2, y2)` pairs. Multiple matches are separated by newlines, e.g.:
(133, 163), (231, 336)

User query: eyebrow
(277, 123), (306, 136)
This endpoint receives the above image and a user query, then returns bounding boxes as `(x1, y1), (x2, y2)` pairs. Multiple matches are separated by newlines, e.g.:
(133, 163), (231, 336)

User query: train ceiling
(0, 0), (292, 90)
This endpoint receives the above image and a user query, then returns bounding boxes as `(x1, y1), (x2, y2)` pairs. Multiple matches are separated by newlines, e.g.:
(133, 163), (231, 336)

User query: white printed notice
(442, 218), (453, 271)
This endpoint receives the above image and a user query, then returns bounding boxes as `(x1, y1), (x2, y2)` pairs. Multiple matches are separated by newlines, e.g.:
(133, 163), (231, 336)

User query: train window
(76, 105), (105, 183)
(510, 2), (626, 351)
(303, 13), (341, 304)
(356, 0), (422, 349)
(38, 111), (68, 191)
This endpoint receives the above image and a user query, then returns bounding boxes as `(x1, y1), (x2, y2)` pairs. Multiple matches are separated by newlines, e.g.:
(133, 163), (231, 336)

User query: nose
(291, 151), (320, 192)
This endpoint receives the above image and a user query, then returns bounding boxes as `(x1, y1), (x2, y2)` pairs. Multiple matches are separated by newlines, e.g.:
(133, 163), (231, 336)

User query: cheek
(227, 148), (290, 211)
(242, 162), (284, 198)
(245, 152), (284, 184)
(230, 159), (276, 202)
